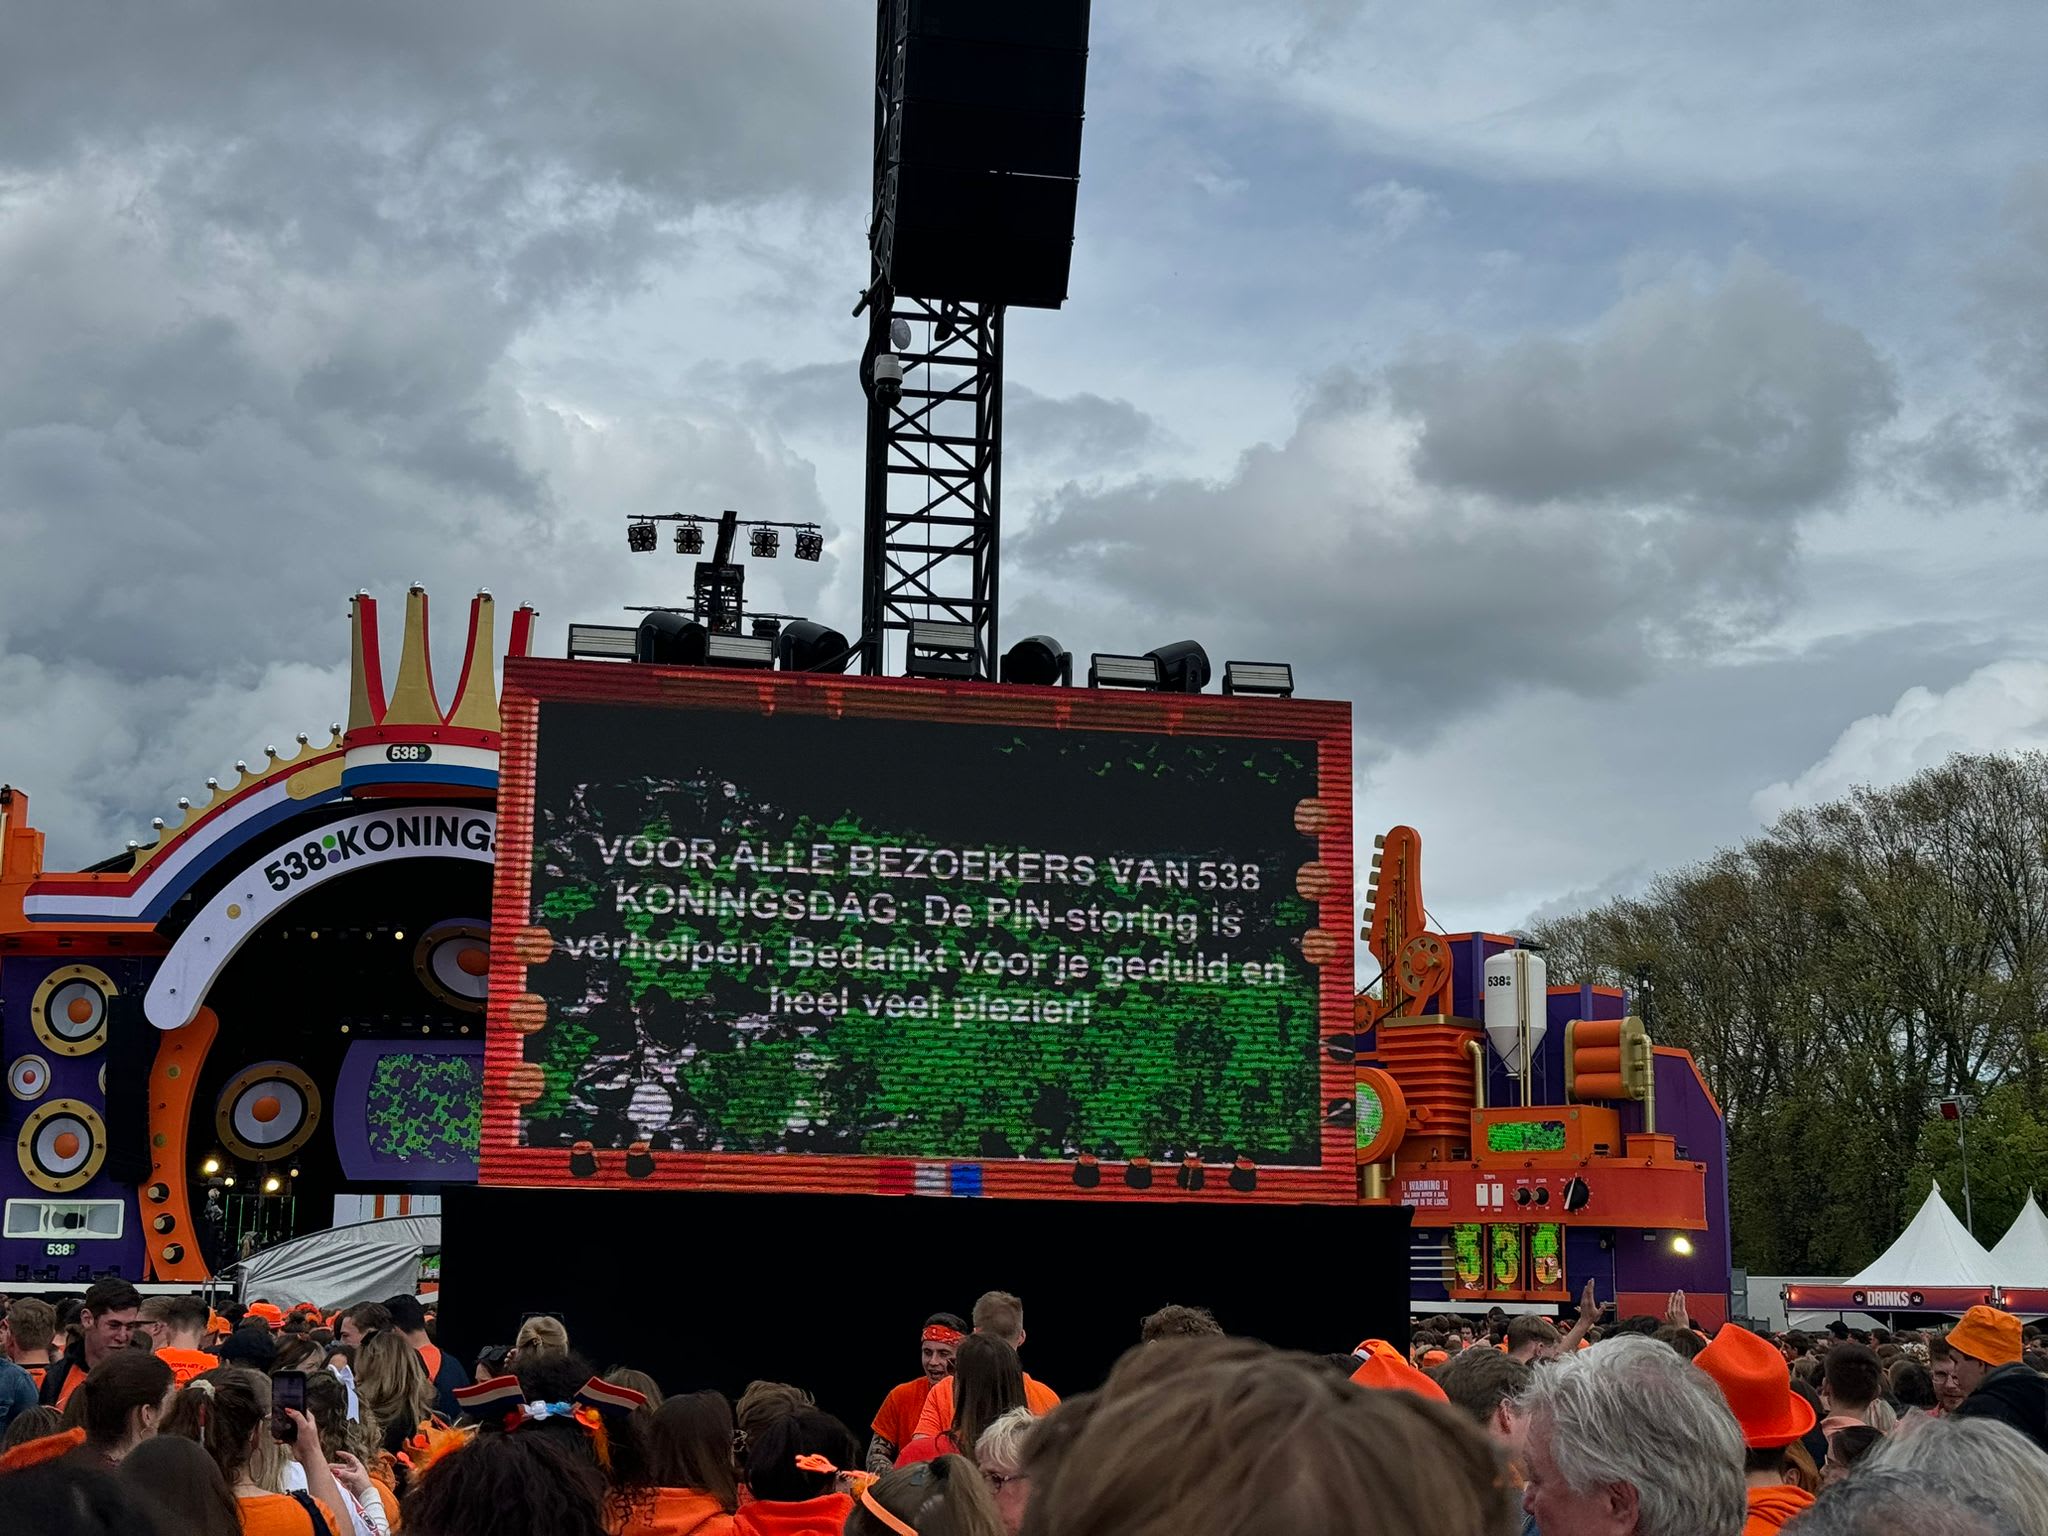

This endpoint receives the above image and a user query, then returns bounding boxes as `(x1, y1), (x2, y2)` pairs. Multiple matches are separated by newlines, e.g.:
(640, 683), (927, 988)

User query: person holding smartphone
(162, 1367), (348, 1535)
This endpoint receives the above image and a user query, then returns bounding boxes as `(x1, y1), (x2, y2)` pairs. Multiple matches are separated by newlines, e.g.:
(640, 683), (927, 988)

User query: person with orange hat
(1938, 1304), (2024, 1408)
(1692, 1324), (1817, 1536)
(1348, 1338), (1451, 1402)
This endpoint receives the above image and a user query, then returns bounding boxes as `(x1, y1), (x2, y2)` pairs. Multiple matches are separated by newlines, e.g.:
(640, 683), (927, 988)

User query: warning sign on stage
(481, 660), (1353, 1202)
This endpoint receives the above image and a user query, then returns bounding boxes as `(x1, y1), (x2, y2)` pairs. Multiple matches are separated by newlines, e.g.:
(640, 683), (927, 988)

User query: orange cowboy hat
(1945, 1305), (2023, 1368)
(1350, 1339), (1451, 1402)
(1693, 1324), (1815, 1449)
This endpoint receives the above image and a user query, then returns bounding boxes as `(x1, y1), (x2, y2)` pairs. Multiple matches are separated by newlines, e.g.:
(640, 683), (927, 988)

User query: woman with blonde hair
(356, 1328), (437, 1459)
(511, 1314), (570, 1364)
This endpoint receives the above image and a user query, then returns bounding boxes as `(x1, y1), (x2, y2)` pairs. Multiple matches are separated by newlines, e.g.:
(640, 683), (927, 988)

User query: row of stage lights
(198, 1153), (298, 1196)
(628, 518), (824, 561)
(919, 622), (1296, 698)
(632, 614), (1294, 697)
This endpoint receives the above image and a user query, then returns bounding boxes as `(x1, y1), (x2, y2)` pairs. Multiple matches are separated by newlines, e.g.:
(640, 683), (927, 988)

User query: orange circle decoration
(8, 1055), (52, 1102)
(19, 1098), (107, 1193)
(215, 1062), (321, 1163)
(1354, 1068), (1408, 1165)
(1396, 933), (1449, 1001)
(31, 965), (115, 1056)
(414, 920), (491, 1012)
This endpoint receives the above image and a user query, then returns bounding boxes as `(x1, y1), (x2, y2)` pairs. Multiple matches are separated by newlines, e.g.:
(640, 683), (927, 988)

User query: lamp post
(1941, 1095), (1977, 1236)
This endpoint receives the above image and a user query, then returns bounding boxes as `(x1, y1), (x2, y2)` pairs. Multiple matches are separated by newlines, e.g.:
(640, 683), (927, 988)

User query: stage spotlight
(777, 619), (851, 673)
(1222, 661), (1294, 698)
(675, 521), (704, 555)
(223, 1176), (236, 1188)
(263, 1175), (282, 1195)
(200, 1157), (221, 1177)
(1672, 1234), (1694, 1256)
(794, 526), (824, 562)
(750, 526), (779, 558)
(1002, 634), (1072, 687)
(907, 619), (977, 680)
(1089, 652), (1164, 690)
(705, 633), (776, 669)
(890, 317), (913, 350)
(1146, 640), (1211, 693)
(627, 519), (658, 553)
(635, 611), (709, 666)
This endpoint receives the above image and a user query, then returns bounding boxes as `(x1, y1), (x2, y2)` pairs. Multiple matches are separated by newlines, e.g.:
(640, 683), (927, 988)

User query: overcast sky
(2, 1), (2045, 933)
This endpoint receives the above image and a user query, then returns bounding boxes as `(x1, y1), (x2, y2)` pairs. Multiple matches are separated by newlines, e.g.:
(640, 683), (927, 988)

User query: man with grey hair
(1858, 1418), (2048, 1535)
(1788, 1468), (2019, 1536)
(1518, 1333), (1745, 1536)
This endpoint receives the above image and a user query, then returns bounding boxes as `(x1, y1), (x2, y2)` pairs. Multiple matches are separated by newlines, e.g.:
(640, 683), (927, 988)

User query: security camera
(872, 352), (905, 407)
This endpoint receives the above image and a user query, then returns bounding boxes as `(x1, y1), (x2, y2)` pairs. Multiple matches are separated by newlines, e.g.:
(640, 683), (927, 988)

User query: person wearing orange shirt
(911, 1292), (1057, 1441)
(384, 1292), (468, 1419)
(139, 1295), (220, 1386)
(38, 1277), (142, 1409)
(2, 1297), (58, 1396)
(1693, 1323), (1819, 1536)
(865, 1312), (964, 1473)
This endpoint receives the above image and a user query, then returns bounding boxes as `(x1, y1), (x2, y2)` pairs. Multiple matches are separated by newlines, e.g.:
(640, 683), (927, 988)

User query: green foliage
(1534, 751), (2048, 1273)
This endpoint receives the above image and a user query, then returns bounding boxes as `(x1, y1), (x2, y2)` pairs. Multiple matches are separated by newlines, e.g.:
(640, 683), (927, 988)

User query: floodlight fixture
(1089, 652), (1164, 690)
(635, 612), (709, 666)
(907, 618), (977, 680)
(750, 526), (779, 558)
(890, 317), (913, 350)
(1222, 661), (1295, 698)
(627, 519), (658, 553)
(1146, 640), (1211, 693)
(675, 521), (704, 555)
(1002, 634), (1072, 687)
(704, 633), (776, 669)
(778, 619), (852, 673)
(794, 526), (824, 562)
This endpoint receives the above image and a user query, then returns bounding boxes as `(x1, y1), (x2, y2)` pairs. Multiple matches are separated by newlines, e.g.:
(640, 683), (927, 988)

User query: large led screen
(482, 661), (1353, 1203)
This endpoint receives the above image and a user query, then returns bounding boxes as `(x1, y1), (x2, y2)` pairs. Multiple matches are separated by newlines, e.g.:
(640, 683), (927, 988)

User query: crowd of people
(4, 1277), (2048, 1536)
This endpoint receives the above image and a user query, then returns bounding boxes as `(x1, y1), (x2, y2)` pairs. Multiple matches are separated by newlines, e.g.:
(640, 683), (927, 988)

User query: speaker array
(215, 1062), (322, 1163)
(18, 1098), (107, 1193)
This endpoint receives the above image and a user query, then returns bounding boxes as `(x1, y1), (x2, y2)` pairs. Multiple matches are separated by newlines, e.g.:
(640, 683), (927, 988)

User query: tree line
(1531, 751), (2048, 1276)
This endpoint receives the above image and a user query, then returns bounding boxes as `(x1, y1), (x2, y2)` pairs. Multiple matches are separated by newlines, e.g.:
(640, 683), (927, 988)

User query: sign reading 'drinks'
(483, 662), (1353, 1204)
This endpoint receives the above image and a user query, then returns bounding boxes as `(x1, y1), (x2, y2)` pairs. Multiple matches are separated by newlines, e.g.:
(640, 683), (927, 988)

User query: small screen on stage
(483, 662), (1353, 1203)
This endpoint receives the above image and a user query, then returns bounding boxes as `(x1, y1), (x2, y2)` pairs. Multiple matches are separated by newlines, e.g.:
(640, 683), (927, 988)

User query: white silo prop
(1484, 947), (1548, 1103)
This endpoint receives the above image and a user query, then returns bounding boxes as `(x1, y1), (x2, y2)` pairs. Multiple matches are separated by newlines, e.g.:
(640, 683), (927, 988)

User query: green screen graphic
(1486, 1119), (1567, 1155)
(1356, 1080), (1384, 1150)
(1532, 1222), (1563, 1287)
(524, 702), (1324, 1166)
(1490, 1223), (1522, 1289)
(1453, 1224), (1484, 1288)
(365, 1052), (482, 1165)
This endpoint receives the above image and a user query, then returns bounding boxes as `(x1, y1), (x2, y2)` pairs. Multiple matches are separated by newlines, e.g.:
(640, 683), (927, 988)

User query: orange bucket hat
(1693, 1324), (1816, 1448)
(1945, 1305), (2023, 1368)
(1350, 1339), (1451, 1402)
(245, 1301), (285, 1330)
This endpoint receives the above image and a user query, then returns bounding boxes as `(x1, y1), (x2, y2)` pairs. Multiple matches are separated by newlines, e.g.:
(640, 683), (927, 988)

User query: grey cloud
(1014, 259), (1897, 740)
(1388, 253), (1897, 514)
(1005, 387), (1168, 479)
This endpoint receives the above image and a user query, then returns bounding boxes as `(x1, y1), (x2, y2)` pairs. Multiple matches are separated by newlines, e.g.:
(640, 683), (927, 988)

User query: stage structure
(3, 586), (1732, 1321)
(857, 0), (1092, 679)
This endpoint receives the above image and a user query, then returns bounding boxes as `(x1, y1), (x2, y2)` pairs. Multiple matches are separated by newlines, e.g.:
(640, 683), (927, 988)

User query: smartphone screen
(271, 1370), (306, 1442)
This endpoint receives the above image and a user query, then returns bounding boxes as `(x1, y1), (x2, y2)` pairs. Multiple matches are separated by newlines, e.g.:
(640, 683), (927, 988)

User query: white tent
(1849, 1180), (2000, 1287)
(1993, 1190), (2048, 1287)
(230, 1214), (439, 1310)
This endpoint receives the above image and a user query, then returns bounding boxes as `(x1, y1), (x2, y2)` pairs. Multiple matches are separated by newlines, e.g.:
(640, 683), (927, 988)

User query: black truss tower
(859, 292), (1003, 678)
(860, 0), (1001, 678)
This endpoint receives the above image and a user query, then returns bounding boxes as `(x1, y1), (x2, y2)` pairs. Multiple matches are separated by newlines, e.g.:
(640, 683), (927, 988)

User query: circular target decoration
(216, 1062), (322, 1163)
(8, 1055), (52, 1101)
(31, 965), (115, 1056)
(415, 920), (490, 1012)
(19, 1098), (107, 1193)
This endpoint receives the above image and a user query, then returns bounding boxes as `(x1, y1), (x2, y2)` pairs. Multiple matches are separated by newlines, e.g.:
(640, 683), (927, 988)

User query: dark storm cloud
(0, 2), (862, 684)
(1014, 257), (1897, 739)
(1387, 254), (1897, 514)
